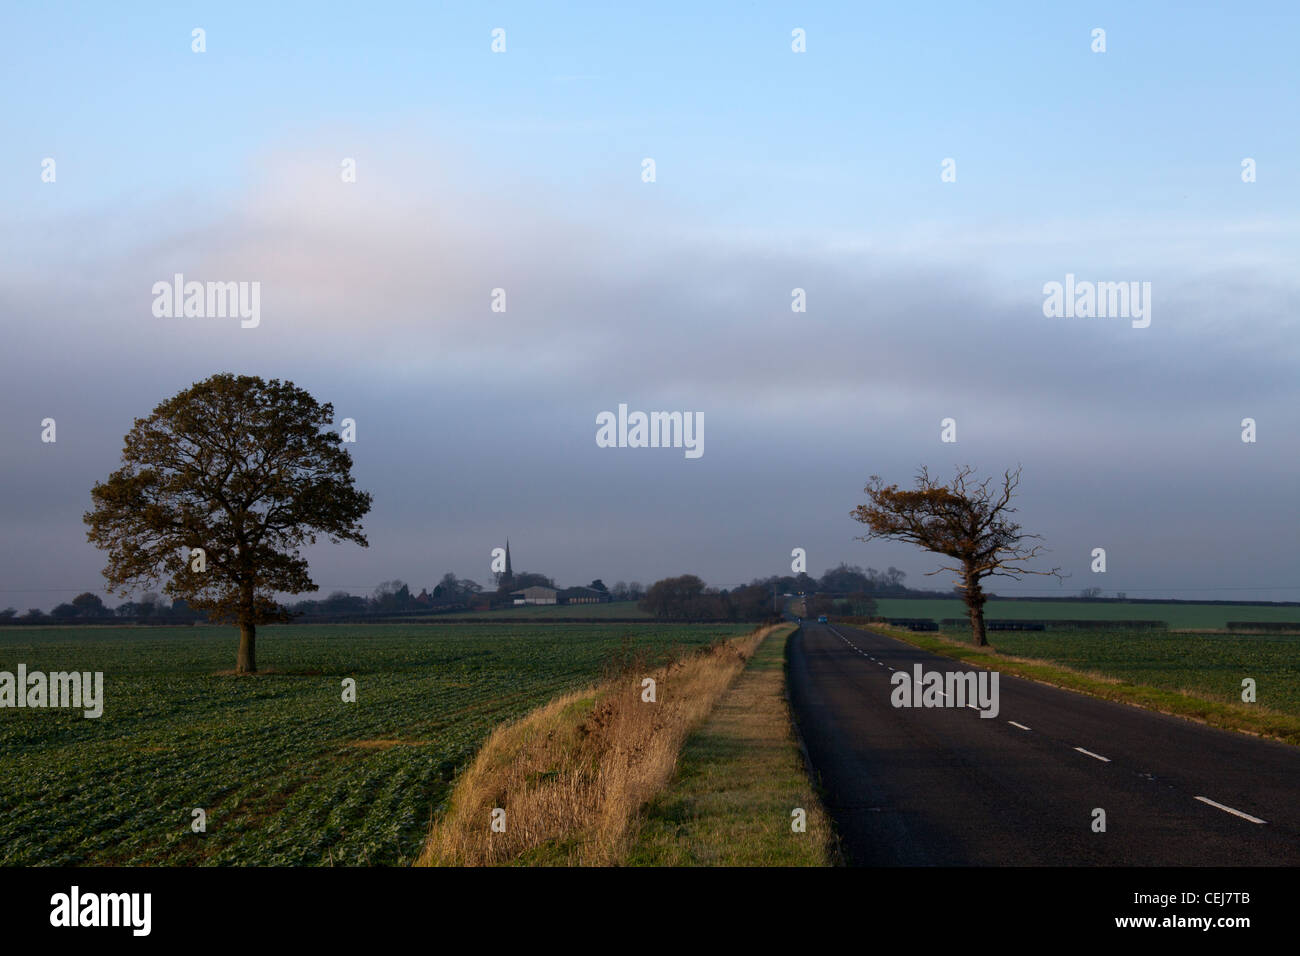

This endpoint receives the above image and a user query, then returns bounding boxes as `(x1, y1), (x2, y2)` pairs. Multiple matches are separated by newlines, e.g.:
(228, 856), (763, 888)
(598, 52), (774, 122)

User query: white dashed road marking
(1194, 796), (1266, 824)
(1074, 747), (1111, 762)
(826, 622), (1276, 829)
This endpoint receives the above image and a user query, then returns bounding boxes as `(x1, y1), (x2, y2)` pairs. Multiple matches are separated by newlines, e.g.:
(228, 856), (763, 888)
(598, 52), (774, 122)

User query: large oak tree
(851, 465), (1060, 646)
(85, 374), (372, 673)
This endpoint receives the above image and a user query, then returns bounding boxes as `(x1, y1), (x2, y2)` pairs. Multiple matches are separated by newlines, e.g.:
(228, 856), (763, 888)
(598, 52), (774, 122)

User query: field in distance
(471, 600), (652, 620)
(873, 598), (1300, 630)
(0, 621), (747, 866)
(911, 624), (1300, 721)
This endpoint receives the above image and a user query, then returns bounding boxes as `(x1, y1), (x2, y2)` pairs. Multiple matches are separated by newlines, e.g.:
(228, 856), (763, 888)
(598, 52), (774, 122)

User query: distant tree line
(0, 591), (204, 625)
(0, 562), (947, 626)
(638, 576), (780, 622)
(0, 569), (643, 625)
(284, 573), (645, 619)
(780, 563), (912, 597)
(635, 563), (965, 622)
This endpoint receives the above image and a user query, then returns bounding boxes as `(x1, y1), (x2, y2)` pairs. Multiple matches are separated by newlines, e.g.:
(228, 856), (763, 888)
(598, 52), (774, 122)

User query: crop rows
(0, 622), (746, 866)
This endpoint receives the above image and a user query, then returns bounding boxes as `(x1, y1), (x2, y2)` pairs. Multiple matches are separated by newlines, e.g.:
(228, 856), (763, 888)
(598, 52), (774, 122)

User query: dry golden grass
(416, 624), (777, 866)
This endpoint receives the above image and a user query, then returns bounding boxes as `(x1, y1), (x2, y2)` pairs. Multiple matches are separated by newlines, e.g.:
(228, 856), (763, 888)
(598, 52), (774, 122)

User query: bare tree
(851, 465), (1061, 646)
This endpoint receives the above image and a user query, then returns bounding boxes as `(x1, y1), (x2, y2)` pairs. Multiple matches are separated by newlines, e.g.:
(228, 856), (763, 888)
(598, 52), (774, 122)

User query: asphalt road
(787, 620), (1300, 865)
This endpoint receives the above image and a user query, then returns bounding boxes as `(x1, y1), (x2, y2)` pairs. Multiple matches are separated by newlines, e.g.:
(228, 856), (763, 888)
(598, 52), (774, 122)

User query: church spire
(504, 538), (513, 578)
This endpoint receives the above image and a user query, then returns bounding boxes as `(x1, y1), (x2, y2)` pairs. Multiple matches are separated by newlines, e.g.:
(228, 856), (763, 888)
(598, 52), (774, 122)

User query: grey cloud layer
(1, 143), (1296, 605)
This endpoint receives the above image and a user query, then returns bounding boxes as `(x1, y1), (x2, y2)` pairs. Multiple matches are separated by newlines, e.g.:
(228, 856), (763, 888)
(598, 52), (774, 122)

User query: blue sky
(1, 2), (1297, 606)
(5, 1), (1297, 231)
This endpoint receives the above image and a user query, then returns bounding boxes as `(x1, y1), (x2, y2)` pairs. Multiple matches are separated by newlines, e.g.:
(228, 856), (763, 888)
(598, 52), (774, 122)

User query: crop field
(931, 625), (1300, 718)
(0, 621), (747, 866)
(473, 601), (652, 619)
(873, 598), (1300, 630)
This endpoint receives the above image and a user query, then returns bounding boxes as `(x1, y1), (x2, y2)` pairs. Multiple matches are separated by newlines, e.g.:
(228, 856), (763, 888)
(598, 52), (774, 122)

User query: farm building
(510, 585), (612, 606)
(511, 586), (558, 605)
(559, 586), (608, 605)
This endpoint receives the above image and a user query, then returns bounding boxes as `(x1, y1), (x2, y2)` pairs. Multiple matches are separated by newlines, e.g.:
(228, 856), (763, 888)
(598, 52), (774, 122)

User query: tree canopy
(84, 373), (372, 672)
(851, 465), (1060, 645)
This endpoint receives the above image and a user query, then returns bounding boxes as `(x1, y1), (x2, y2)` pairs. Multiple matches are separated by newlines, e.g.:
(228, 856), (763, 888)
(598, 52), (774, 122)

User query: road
(786, 620), (1300, 865)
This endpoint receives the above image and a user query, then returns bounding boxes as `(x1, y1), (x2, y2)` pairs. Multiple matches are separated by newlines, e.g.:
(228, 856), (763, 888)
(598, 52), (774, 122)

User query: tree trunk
(237, 577), (257, 673)
(237, 620), (257, 674)
(967, 601), (988, 647)
(964, 573), (988, 647)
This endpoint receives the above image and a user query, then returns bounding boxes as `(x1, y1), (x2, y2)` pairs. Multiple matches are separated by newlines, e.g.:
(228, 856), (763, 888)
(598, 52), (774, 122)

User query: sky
(1, 1), (1297, 608)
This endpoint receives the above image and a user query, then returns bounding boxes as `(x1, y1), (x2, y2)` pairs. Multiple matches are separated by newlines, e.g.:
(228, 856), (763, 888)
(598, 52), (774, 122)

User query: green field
(0, 621), (746, 866)
(473, 600), (651, 620)
(923, 626), (1300, 718)
(873, 598), (1300, 630)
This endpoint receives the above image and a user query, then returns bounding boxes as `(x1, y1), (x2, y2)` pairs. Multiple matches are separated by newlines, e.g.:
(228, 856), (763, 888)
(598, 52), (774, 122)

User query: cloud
(2, 132), (1297, 603)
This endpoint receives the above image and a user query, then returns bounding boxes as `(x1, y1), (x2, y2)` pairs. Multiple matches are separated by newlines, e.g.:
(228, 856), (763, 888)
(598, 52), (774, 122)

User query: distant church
(499, 538), (609, 606)
(497, 538), (515, 592)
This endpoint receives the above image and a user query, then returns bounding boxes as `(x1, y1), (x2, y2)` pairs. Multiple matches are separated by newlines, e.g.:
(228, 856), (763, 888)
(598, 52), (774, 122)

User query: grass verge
(847, 620), (1300, 747)
(415, 623), (781, 866)
(625, 624), (833, 866)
